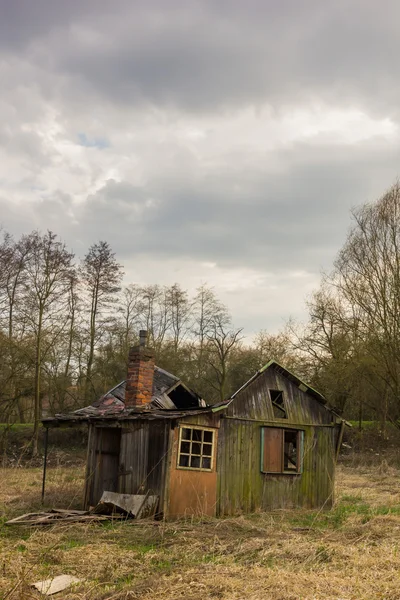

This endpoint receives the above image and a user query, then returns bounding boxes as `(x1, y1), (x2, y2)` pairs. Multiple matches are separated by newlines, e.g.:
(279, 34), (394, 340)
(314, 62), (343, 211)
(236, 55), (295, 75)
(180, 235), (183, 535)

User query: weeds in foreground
(2, 464), (400, 599)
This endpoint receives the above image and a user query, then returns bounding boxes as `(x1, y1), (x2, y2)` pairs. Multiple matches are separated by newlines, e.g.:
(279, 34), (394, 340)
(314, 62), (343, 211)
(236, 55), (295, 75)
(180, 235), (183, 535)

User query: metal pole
(41, 427), (49, 504)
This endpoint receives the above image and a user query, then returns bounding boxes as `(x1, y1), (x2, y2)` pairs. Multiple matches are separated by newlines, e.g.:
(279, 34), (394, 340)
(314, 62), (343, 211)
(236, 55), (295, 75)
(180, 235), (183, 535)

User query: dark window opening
(168, 384), (200, 408)
(270, 389), (287, 419)
(283, 429), (298, 472)
(178, 427), (215, 471)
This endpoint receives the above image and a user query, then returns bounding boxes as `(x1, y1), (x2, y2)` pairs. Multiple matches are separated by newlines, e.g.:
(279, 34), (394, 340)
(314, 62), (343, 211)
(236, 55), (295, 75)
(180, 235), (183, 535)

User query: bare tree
(192, 284), (223, 379)
(139, 285), (170, 354)
(81, 241), (123, 402)
(21, 231), (75, 455)
(118, 284), (142, 355)
(167, 283), (191, 355)
(334, 182), (400, 427)
(0, 233), (31, 422)
(207, 311), (243, 402)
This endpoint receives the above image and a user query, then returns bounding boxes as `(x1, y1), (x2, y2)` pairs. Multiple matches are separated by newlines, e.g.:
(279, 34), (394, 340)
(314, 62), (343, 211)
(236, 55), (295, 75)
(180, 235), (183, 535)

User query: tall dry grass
(1, 463), (400, 599)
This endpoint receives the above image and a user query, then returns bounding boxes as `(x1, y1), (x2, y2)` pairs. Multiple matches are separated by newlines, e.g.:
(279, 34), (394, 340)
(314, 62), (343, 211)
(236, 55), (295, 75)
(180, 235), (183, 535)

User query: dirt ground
(1, 462), (400, 600)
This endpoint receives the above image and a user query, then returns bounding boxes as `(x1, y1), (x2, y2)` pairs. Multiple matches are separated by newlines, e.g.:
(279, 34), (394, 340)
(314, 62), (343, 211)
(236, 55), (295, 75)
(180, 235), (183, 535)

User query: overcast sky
(1, 0), (399, 336)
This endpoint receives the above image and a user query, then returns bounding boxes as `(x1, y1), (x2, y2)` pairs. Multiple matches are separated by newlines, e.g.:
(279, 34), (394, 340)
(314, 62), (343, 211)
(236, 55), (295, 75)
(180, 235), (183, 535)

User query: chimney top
(139, 330), (147, 348)
(125, 330), (154, 408)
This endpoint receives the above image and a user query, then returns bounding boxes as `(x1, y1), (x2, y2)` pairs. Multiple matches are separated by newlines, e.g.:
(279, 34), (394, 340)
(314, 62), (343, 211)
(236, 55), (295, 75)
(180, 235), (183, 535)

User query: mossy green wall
(217, 418), (336, 514)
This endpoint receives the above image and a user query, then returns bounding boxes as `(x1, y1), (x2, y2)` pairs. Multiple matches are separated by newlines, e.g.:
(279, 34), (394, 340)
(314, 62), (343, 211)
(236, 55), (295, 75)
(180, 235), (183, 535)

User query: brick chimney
(125, 330), (155, 408)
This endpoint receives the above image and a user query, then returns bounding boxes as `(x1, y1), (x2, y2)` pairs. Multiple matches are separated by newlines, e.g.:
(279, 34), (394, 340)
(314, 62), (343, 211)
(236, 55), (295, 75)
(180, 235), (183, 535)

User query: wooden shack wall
(225, 367), (333, 424)
(217, 418), (336, 514)
(85, 425), (122, 507)
(118, 420), (170, 505)
(84, 421), (170, 510)
(217, 366), (337, 514)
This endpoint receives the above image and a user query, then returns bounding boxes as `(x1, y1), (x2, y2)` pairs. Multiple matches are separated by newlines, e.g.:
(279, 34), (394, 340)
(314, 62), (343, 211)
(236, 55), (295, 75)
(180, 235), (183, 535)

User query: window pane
(204, 431), (213, 443)
(180, 441), (190, 454)
(190, 456), (201, 468)
(203, 443), (212, 456)
(202, 457), (211, 469)
(191, 442), (201, 455)
(182, 428), (191, 440)
(179, 454), (189, 467)
(192, 429), (202, 441)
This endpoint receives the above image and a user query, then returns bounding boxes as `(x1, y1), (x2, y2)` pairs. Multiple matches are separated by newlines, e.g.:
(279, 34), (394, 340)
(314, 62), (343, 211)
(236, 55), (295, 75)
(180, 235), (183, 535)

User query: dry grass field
(2, 462), (400, 600)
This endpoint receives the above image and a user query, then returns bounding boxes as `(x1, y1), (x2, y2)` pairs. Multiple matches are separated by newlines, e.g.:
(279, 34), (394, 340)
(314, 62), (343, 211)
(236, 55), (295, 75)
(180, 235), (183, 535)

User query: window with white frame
(177, 426), (215, 471)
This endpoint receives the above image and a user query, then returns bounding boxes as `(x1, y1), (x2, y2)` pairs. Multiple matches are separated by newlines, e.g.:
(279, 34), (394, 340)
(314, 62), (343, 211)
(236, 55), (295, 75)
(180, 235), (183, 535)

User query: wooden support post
(335, 421), (345, 463)
(41, 427), (49, 504)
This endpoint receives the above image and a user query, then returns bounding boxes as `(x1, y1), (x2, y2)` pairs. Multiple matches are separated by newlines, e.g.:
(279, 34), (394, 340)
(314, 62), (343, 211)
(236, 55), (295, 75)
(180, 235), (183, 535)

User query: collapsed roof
(43, 366), (206, 426)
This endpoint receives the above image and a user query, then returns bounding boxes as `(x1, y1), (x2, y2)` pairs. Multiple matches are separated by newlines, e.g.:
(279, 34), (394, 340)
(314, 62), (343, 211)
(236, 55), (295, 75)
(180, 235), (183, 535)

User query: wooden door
(168, 426), (218, 517)
(90, 427), (121, 505)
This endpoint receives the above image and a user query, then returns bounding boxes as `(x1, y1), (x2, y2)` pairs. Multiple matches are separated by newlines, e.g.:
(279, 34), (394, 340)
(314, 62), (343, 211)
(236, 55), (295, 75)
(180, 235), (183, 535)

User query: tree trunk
(32, 308), (43, 457)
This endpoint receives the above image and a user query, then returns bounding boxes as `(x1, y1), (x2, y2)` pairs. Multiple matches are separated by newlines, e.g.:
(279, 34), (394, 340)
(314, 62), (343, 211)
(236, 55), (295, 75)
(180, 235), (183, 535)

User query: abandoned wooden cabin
(42, 330), (345, 518)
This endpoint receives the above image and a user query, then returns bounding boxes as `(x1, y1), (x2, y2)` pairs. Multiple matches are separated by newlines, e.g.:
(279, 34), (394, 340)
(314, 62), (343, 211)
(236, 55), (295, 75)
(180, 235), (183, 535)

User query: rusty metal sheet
(94, 491), (158, 518)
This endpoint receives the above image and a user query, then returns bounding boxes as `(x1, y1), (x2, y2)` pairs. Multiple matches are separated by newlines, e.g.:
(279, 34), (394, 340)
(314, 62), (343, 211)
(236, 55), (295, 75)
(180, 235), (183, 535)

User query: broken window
(261, 427), (304, 474)
(269, 389), (287, 419)
(177, 427), (215, 471)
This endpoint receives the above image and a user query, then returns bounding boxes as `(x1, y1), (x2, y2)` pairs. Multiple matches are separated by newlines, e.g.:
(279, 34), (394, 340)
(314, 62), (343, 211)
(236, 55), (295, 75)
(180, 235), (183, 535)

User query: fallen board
(32, 575), (81, 595)
(93, 491), (159, 518)
(6, 509), (127, 525)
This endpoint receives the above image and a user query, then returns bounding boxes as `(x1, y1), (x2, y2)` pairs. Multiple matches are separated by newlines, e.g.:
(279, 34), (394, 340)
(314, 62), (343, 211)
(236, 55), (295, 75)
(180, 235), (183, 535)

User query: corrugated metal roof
(43, 365), (204, 424)
(43, 406), (214, 426)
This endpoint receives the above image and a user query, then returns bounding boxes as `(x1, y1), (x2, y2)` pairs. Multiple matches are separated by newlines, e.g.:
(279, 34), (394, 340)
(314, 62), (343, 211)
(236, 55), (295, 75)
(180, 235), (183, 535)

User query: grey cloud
(2, 1), (400, 114)
(26, 138), (394, 273)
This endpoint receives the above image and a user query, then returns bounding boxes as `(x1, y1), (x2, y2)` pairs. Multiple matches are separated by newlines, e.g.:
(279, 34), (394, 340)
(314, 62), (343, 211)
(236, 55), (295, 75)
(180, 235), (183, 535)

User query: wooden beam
(335, 420), (346, 462)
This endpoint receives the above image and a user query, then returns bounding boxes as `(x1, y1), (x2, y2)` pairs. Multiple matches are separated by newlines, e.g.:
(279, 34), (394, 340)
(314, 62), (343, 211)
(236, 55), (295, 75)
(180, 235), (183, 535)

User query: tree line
(2, 181), (400, 452)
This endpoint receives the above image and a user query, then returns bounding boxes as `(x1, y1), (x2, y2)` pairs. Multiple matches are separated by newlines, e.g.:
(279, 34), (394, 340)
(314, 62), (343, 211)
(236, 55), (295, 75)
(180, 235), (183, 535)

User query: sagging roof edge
(42, 406), (216, 428)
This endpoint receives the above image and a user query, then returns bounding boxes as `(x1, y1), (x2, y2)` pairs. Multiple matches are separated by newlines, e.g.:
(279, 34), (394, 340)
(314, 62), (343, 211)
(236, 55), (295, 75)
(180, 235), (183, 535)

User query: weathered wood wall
(217, 365), (337, 514)
(85, 421), (170, 510)
(217, 419), (336, 514)
(86, 426), (121, 507)
(118, 420), (170, 505)
(225, 366), (333, 424)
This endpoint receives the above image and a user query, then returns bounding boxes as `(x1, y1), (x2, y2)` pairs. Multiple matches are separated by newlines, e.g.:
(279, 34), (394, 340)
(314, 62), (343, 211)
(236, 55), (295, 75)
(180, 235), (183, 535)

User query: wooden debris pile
(5, 508), (127, 526)
(5, 491), (159, 526)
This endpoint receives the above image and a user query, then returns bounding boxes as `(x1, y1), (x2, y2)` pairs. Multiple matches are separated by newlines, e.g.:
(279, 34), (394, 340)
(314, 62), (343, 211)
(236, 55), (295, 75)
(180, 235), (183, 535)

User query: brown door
(168, 425), (218, 517)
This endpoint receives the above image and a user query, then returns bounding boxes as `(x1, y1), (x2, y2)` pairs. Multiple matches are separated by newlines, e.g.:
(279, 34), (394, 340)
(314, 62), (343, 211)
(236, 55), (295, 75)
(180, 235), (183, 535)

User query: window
(177, 427), (215, 471)
(269, 389), (287, 419)
(261, 427), (304, 474)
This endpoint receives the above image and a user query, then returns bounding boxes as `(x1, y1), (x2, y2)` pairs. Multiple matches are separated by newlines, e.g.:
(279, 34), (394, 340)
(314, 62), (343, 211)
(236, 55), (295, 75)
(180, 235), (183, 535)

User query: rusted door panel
(168, 427), (218, 517)
(263, 427), (283, 473)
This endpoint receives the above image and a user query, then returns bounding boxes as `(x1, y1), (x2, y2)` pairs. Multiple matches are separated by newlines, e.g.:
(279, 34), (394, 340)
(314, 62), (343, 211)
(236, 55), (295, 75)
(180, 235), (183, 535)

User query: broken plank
(32, 575), (81, 596)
